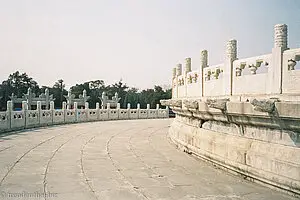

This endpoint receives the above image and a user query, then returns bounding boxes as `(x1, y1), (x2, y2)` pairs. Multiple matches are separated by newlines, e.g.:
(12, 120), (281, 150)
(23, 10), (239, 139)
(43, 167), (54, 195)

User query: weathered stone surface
(170, 117), (300, 197)
(206, 98), (229, 111)
(250, 98), (276, 113)
(164, 23), (300, 199)
(183, 99), (199, 110)
(0, 119), (297, 200)
(170, 99), (182, 108)
(159, 99), (170, 106)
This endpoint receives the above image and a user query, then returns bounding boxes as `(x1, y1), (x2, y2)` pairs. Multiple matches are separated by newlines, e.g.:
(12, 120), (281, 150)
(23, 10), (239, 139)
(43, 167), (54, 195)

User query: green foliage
(0, 71), (40, 110)
(0, 71), (172, 110)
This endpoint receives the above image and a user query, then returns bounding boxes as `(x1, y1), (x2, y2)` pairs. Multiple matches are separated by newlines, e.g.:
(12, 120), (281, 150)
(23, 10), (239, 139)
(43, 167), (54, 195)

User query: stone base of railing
(169, 115), (300, 197)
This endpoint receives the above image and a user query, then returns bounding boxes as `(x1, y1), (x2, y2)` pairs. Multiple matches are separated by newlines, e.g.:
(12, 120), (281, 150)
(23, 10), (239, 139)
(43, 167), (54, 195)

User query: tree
(0, 71), (172, 111)
(105, 80), (129, 108)
(46, 79), (68, 108)
(70, 80), (106, 108)
(126, 87), (139, 108)
(5, 71), (40, 97)
(0, 71), (40, 110)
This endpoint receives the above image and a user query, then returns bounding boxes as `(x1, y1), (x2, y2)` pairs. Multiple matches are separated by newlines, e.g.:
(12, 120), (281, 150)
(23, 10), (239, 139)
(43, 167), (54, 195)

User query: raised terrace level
(0, 101), (169, 133)
(162, 24), (300, 197)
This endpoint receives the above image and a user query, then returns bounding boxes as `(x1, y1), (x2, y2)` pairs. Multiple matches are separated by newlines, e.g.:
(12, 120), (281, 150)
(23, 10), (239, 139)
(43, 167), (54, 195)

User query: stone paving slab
(0, 119), (297, 200)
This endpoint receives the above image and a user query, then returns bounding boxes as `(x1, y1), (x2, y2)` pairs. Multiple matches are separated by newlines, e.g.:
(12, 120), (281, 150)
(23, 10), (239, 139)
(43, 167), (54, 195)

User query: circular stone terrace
(0, 119), (297, 200)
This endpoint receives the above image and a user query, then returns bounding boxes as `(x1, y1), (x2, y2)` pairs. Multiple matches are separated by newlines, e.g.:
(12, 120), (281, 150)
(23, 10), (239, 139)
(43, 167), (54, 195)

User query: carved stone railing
(165, 23), (300, 197)
(0, 101), (169, 133)
(171, 24), (300, 99)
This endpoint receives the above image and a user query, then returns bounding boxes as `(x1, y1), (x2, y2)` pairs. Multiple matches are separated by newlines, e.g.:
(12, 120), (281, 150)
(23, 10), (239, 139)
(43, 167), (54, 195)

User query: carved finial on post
(68, 89), (72, 97)
(185, 58), (192, 73)
(274, 24), (288, 50)
(127, 103), (131, 109)
(226, 39), (237, 61)
(200, 50), (208, 69)
(146, 104), (150, 110)
(176, 63), (182, 76)
(137, 103), (140, 109)
(172, 68), (176, 79)
(96, 102), (100, 109)
(27, 88), (32, 95)
(117, 103), (120, 109)
(67, 89), (72, 109)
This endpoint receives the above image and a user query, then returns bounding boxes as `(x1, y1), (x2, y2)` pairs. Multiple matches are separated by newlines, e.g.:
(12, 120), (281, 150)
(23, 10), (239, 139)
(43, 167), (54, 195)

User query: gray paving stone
(0, 119), (297, 200)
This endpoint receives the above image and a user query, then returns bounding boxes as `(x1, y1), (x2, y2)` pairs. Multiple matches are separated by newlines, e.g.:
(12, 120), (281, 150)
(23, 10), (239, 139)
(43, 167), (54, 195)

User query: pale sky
(0, 0), (300, 89)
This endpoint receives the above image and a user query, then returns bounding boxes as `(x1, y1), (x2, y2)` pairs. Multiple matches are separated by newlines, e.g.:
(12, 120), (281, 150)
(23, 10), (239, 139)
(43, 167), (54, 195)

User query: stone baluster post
(67, 89), (72, 109)
(96, 102), (100, 120)
(22, 101), (28, 128)
(7, 101), (12, 129)
(45, 88), (50, 110)
(116, 103), (120, 120)
(274, 24), (288, 50)
(62, 102), (66, 123)
(127, 103), (131, 119)
(85, 102), (89, 109)
(268, 24), (288, 94)
(137, 103), (140, 119)
(172, 67), (177, 99)
(184, 58), (192, 97)
(37, 101), (42, 125)
(27, 88), (32, 110)
(50, 101), (54, 125)
(62, 102), (67, 110)
(185, 58), (192, 74)
(156, 104), (160, 118)
(176, 63), (182, 76)
(226, 39), (237, 62)
(147, 104), (150, 118)
(200, 50), (208, 96)
(50, 101), (55, 110)
(175, 63), (182, 98)
(166, 106), (169, 118)
(172, 68), (176, 79)
(225, 39), (237, 95)
(22, 101), (28, 111)
(107, 103), (111, 120)
(74, 102), (78, 122)
(85, 102), (89, 121)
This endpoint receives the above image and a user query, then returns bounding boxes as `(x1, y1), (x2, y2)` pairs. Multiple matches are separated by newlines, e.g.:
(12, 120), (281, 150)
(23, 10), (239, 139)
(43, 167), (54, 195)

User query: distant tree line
(0, 71), (171, 111)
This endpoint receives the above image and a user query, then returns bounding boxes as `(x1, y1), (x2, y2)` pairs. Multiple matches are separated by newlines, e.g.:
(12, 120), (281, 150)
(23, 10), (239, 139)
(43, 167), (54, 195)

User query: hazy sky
(0, 0), (300, 89)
